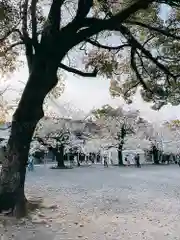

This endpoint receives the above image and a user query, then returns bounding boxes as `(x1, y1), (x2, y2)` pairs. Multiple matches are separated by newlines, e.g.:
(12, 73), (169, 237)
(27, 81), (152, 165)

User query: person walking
(103, 154), (108, 167)
(135, 153), (141, 168)
(28, 154), (34, 171)
(124, 155), (130, 166)
(178, 158), (180, 167)
(127, 156), (131, 166)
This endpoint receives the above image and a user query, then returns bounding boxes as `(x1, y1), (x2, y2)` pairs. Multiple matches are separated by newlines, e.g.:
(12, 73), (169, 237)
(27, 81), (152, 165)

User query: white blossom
(124, 136), (151, 150)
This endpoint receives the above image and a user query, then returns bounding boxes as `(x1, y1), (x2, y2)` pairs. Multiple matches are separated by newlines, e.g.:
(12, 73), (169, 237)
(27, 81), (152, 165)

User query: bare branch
(0, 24), (23, 43)
(119, 25), (176, 80)
(1, 41), (24, 54)
(130, 48), (151, 92)
(126, 20), (180, 40)
(158, 0), (180, 7)
(0, 29), (15, 43)
(59, 63), (97, 77)
(12, 29), (24, 40)
(31, 0), (38, 49)
(0, 85), (10, 96)
(136, 50), (154, 80)
(86, 39), (130, 50)
(142, 36), (154, 48)
(123, 82), (139, 97)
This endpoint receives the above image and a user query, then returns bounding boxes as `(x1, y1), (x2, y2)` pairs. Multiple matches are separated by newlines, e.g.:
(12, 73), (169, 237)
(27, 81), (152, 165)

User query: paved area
(1, 164), (180, 239)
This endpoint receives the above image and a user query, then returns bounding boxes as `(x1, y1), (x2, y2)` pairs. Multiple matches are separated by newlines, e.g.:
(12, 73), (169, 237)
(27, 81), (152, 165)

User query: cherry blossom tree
(124, 135), (151, 151)
(35, 117), (72, 168)
(33, 105), (90, 168)
(133, 118), (163, 164)
(93, 105), (142, 165)
(155, 122), (180, 156)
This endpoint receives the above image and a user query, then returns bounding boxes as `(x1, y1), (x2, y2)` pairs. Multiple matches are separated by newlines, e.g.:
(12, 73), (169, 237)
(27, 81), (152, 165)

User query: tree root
(26, 198), (43, 213)
(14, 197), (42, 218)
(0, 195), (43, 219)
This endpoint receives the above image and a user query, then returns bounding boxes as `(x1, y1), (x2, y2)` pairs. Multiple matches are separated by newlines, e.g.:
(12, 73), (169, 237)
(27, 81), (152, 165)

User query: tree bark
(118, 144), (123, 166)
(0, 120), (39, 217)
(0, 58), (59, 217)
(118, 126), (125, 166)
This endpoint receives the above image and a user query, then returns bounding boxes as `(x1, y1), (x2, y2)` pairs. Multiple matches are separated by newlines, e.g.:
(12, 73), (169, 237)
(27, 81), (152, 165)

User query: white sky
(3, 61), (180, 123)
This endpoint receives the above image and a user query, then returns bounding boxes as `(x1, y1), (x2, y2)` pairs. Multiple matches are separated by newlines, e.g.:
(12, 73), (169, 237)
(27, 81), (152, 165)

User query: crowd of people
(124, 153), (141, 168)
(103, 153), (141, 168)
(26, 150), (180, 172)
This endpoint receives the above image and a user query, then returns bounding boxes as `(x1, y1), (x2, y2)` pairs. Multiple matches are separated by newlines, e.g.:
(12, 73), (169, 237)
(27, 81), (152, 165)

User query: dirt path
(1, 165), (180, 239)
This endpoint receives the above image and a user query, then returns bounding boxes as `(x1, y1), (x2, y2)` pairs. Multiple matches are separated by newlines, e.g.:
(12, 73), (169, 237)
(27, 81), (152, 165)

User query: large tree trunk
(118, 144), (123, 166)
(0, 120), (39, 217)
(0, 58), (59, 217)
(118, 126), (125, 166)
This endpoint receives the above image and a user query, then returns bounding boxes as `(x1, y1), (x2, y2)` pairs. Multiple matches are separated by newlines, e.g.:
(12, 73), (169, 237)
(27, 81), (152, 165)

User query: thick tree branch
(59, 63), (97, 77)
(31, 0), (38, 49)
(86, 39), (130, 50)
(25, 41), (34, 73)
(126, 20), (180, 40)
(22, 0), (29, 39)
(86, 0), (175, 83)
(47, 0), (65, 32)
(20, 0), (37, 72)
(76, 0), (93, 19)
(22, 0), (34, 69)
(73, 0), (153, 45)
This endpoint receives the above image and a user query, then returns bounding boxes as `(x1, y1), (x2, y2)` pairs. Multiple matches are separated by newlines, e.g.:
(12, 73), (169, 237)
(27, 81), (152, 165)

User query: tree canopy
(1, 0), (180, 111)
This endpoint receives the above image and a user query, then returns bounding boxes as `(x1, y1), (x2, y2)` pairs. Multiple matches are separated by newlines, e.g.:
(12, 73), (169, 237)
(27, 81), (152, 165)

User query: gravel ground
(1, 164), (180, 239)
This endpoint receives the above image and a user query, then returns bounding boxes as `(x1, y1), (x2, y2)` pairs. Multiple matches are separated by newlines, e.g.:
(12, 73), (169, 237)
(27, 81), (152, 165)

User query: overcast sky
(4, 60), (180, 124)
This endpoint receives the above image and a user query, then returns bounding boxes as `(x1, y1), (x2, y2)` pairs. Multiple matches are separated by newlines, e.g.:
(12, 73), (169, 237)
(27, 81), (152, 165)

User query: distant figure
(104, 154), (108, 167)
(178, 158), (180, 167)
(28, 155), (34, 171)
(135, 153), (141, 168)
(110, 157), (113, 165)
(125, 155), (130, 166)
(69, 152), (74, 167)
(97, 153), (101, 163)
(124, 155), (128, 166)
